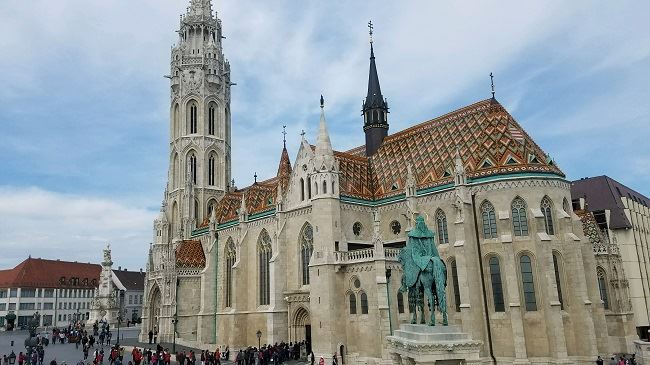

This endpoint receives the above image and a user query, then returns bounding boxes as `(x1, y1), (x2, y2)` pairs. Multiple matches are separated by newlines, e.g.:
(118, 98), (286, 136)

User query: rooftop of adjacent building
(571, 175), (649, 230)
(0, 257), (146, 290)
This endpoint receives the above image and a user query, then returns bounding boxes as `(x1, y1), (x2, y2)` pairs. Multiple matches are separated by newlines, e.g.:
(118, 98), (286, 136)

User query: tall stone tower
(165, 0), (232, 238)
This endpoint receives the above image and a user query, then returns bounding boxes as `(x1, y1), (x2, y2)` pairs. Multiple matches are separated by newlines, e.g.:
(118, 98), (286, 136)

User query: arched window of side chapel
(225, 238), (236, 308)
(299, 223), (314, 285)
(511, 197), (529, 236)
(541, 196), (555, 235)
(257, 230), (272, 305)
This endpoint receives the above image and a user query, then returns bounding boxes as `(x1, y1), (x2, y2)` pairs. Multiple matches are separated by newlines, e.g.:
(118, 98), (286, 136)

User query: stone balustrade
(333, 247), (402, 264)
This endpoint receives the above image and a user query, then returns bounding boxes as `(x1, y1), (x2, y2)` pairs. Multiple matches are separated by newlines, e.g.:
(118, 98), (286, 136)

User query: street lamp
(256, 330), (262, 349)
(171, 313), (178, 353)
(385, 269), (393, 336)
(116, 290), (125, 346)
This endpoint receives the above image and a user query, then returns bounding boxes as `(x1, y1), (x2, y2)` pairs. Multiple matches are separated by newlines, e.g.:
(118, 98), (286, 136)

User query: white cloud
(0, 186), (156, 270)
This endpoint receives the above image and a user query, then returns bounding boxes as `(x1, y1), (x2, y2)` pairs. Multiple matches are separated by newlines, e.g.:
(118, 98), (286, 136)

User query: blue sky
(0, 0), (649, 269)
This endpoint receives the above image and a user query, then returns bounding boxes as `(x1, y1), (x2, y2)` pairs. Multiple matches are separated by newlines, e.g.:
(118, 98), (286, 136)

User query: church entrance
(291, 307), (311, 352)
(149, 286), (161, 331)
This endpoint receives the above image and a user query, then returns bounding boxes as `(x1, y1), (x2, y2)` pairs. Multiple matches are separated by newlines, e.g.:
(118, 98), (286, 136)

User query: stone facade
(141, 1), (639, 364)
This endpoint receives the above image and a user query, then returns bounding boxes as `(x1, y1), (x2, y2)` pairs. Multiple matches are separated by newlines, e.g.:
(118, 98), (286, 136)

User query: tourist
(214, 348), (220, 365)
(148, 331), (153, 345)
(236, 350), (243, 365)
(49, 360), (56, 365)
(332, 354), (338, 365)
(609, 357), (617, 365)
(318, 356), (324, 365)
(18, 352), (25, 365)
(596, 356), (604, 365)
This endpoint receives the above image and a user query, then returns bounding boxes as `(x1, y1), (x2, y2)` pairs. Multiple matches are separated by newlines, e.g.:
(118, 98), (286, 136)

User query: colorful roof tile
(175, 239), (206, 268)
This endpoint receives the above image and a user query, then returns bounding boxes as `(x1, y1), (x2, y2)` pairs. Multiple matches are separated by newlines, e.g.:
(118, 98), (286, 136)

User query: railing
(384, 248), (401, 261)
(333, 247), (402, 264)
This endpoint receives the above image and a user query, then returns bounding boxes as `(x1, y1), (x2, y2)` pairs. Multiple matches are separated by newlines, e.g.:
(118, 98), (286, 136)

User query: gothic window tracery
(360, 292), (369, 314)
(300, 178), (305, 201)
(225, 238), (236, 308)
(349, 293), (357, 314)
(436, 209), (449, 245)
(597, 267), (609, 310)
(481, 201), (498, 239)
(519, 254), (537, 311)
(511, 197), (529, 236)
(541, 197), (555, 235)
(189, 154), (197, 184)
(552, 252), (564, 309)
(299, 223), (314, 285)
(208, 153), (216, 186)
(488, 257), (505, 312)
(208, 104), (215, 135)
(188, 101), (198, 134)
(450, 259), (461, 312)
(258, 229), (272, 305)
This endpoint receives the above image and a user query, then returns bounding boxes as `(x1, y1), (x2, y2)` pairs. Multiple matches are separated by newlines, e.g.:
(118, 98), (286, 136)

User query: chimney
(118, 266), (121, 271)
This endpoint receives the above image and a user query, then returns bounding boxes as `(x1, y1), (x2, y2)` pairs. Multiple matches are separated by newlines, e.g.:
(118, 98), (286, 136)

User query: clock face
(302, 164), (307, 171)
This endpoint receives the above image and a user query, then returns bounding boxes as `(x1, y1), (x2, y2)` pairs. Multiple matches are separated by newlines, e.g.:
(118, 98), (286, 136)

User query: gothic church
(141, 1), (636, 364)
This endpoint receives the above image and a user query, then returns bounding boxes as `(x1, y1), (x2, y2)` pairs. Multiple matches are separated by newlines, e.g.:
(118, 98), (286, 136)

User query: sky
(0, 0), (649, 270)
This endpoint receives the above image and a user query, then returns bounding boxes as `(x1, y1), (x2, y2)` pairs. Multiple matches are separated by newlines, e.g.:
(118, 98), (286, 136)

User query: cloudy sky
(1, 0), (649, 270)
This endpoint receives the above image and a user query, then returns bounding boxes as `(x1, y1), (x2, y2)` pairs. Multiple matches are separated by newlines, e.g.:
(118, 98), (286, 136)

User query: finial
(320, 94), (324, 109)
(490, 72), (495, 99)
(300, 129), (306, 139)
(368, 20), (374, 44)
(254, 172), (257, 183)
(282, 125), (287, 148)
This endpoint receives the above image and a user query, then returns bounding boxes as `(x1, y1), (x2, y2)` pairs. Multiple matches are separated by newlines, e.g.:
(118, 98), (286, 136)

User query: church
(141, 1), (638, 364)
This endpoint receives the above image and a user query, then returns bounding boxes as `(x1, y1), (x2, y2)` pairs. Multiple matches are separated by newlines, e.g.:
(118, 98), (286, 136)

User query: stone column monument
(387, 216), (481, 365)
(88, 244), (119, 325)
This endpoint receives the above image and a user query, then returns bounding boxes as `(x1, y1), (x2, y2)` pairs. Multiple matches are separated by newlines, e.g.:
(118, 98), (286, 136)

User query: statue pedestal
(387, 324), (482, 365)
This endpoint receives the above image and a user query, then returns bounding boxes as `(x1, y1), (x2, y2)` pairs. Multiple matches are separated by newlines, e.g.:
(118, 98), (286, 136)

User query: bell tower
(362, 21), (389, 157)
(165, 0), (232, 237)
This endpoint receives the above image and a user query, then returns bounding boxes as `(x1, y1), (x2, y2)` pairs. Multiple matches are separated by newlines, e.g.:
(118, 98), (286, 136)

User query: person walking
(596, 356), (604, 365)
(609, 357), (618, 365)
(148, 331), (153, 345)
(310, 352), (315, 365)
(318, 356), (324, 365)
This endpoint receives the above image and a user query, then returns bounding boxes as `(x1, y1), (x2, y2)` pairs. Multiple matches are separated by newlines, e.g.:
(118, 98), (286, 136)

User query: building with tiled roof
(571, 176), (650, 338)
(0, 256), (146, 329)
(142, 0), (638, 362)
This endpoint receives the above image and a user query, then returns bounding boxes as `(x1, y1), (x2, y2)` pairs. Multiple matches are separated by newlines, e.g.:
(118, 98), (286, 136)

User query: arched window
(225, 238), (236, 308)
(436, 209), (449, 245)
(372, 110), (378, 123)
(207, 199), (217, 218)
(323, 180), (327, 194)
(188, 101), (198, 134)
(307, 177), (312, 199)
(397, 291), (405, 314)
(173, 104), (180, 138)
(511, 197), (529, 236)
(299, 223), (314, 285)
(541, 197), (555, 235)
(597, 267), (609, 310)
(208, 104), (215, 135)
(552, 253), (564, 309)
(208, 154), (216, 186)
(481, 201), (498, 239)
(519, 255), (537, 311)
(488, 257), (505, 312)
(189, 153), (197, 184)
(172, 153), (179, 188)
(360, 292), (369, 314)
(300, 178), (305, 201)
(349, 293), (357, 314)
(194, 199), (199, 222)
(258, 230), (272, 305)
(563, 198), (571, 215)
(450, 259), (461, 312)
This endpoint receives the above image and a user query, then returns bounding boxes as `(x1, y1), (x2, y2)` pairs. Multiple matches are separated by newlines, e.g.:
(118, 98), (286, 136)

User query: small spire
(254, 172), (257, 183)
(282, 125), (287, 148)
(320, 94), (324, 109)
(300, 129), (306, 140)
(315, 96), (333, 157)
(368, 20), (374, 44)
(490, 72), (495, 99)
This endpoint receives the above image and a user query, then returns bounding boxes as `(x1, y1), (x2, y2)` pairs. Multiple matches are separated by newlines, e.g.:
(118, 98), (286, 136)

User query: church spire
(316, 95), (333, 157)
(187, 0), (214, 19)
(362, 21), (389, 157)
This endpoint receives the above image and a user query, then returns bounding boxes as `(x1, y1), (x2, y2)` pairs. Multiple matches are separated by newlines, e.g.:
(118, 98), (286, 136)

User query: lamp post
(385, 269), (393, 336)
(172, 313), (178, 353)
(116, 290), (125, 346)
(256, 330), (262, 349)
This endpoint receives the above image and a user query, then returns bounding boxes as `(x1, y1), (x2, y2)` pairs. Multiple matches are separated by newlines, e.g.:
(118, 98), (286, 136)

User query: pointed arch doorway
(291, 306), (312, 353)
(149, 285), (161, 331)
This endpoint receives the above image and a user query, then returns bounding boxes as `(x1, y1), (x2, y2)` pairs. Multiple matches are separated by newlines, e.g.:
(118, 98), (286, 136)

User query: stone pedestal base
(387, 325), (482, 365)
(635, 340), (650, 365)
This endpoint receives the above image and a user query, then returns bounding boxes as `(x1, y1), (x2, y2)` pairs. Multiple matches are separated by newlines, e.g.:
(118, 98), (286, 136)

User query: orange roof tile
(0, 258), (100, 289)
(175, 240), (206, 268)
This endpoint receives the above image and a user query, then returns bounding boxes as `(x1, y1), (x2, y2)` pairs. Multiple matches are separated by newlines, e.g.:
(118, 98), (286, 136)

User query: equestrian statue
(398, 215), (448, 326)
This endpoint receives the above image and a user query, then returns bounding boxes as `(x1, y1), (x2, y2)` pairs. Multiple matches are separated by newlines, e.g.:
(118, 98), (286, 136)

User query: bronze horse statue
(398, 216), (448, 326)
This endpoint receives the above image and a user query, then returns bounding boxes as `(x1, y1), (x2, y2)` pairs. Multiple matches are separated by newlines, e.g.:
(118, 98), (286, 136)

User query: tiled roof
(571, 175), (649, 230)
(339, 98), (563, 200)
(112, 270), (146, 291)
(0, 257), (100, 289)
(175, 239), (206, 268)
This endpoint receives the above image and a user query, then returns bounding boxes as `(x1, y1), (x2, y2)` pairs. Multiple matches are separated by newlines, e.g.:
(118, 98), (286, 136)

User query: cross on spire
(254, 172), (257, 183)
(490, 72), (495, 98)
(368, 20), (374, 44)
(282, 125), (287, 148)
(300, 129), (306, 139)
(320, 94), (324, 108)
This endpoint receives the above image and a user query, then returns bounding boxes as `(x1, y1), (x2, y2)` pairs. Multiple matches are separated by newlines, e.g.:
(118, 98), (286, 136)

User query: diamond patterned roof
(175, 239), (206, 268)
(339, 98), (563, 200)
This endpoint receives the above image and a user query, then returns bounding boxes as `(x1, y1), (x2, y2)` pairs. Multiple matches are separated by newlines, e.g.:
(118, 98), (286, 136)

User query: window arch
(360, 292), (369, 314)
(206, 199), (217, 218)
(208, 103), (216, 135)
(511, 197), (529, 236)
(189, 153), (197, 184)
(323, 180), (327, 194)
(597, 267), (609, 310)
(194, 199), (199, 222)
(225, 238), (236, 308)
(436, 209), (449, 245)
(541, 197), (555, 235)
(173, 103), (180, 138)
(188, 100), (198, 134)
(349, 293), (357, 314)
(481, 201), (498, 239)
(450, 259), (461, 312)
(307, 177), (312, 199)
(300, 178), (305, 201)
(488, 256), (505, 312)
(519, 254), (537, 311)
(208, 153), (216, 186)
(397, 291), (405, 314)
(299, 223), (314, 285)
(552, 252), (564, 309)
(562, 198), (571, 215)
(172, 153), (179, 188)
(258, 230), (272, 305)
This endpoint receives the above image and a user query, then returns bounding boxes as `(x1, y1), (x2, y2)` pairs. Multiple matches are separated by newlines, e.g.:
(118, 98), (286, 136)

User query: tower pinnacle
(362, 21), (389, 157)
